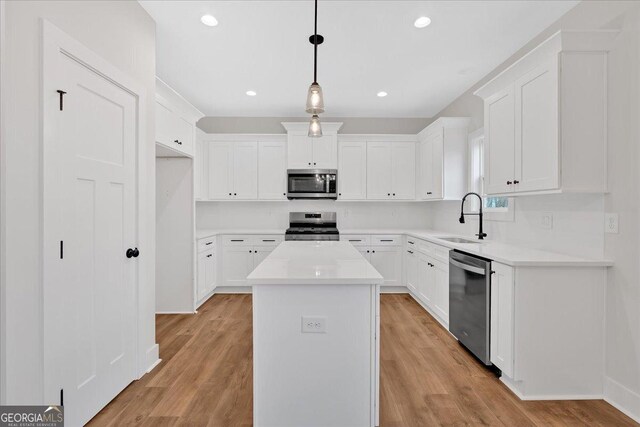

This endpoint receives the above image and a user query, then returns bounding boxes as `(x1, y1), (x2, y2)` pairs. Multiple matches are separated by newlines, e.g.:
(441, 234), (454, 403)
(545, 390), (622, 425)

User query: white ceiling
(140, 1), (578, 118)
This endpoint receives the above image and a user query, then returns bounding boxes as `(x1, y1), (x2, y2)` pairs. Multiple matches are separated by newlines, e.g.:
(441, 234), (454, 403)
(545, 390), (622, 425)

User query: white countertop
(196, 228), (613, 267)
(247, 241), (384, 285)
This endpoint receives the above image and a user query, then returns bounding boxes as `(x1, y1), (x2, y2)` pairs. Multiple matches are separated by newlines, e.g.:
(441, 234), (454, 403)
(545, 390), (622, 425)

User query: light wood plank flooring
(89, 294), (638, 426)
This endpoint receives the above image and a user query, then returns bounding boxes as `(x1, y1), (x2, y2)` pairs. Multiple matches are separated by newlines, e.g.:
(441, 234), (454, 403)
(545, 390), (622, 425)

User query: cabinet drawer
(433, 244), (451, 263)
(223, 235), (252, 246)
(371, 235), (402, 246)
(197, 236), (216, 253)
(254, 235), (284, 246)
(417, 240), (435, 256)
(341, 234), (371, 247)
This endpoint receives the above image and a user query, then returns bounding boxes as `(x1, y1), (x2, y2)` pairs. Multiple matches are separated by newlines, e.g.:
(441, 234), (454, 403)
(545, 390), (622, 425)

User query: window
(468, 129), (514, 221)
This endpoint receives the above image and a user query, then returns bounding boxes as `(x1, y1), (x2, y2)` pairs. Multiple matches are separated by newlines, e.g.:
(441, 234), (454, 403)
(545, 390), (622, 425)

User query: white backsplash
(426, 193), (605, 259)
(196, 201), (431, 230)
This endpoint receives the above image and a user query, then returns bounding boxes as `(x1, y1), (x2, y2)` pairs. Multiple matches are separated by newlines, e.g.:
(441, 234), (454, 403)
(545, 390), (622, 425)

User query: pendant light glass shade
(305, 82), (325, 114)
(308, 115), (323, 137)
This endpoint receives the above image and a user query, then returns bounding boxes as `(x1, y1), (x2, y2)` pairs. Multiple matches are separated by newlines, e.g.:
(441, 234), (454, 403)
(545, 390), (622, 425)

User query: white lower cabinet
(405, 248), (418, 293)
(432, 259), (449, 325)
(417, 253), (434, 306)
(221, 235), (283, 287)
(490, 262), (515, 377)
(196, 236), (217, 303)
(342, 234), (402, 286)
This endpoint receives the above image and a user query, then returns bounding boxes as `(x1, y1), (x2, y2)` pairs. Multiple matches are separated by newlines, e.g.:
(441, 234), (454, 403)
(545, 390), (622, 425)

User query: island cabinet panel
(475, 30), (615, 196)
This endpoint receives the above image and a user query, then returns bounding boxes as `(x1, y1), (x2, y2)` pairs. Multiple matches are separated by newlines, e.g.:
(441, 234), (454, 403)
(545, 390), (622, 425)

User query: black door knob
(126, 248), (139, 258)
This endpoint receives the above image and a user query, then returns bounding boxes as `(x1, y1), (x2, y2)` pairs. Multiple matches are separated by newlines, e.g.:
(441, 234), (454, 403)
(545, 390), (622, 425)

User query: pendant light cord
(313, 0), (318, 84)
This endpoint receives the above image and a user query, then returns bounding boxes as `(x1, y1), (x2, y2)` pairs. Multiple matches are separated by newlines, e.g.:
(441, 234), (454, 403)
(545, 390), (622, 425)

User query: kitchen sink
(438, 237), (483, 244)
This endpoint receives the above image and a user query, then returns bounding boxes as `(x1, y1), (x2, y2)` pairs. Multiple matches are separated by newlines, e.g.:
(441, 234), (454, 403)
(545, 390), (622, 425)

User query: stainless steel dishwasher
(449, 250), (492, 365)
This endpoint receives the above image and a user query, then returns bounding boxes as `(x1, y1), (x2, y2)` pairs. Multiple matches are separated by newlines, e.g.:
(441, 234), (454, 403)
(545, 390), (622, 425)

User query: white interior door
(46, 41), (138, 426)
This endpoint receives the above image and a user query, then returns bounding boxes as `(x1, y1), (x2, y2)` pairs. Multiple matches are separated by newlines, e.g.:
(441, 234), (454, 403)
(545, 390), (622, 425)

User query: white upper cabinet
(366, 141), (415, 200)
(417, 117), (470, 201)
(475, 30), (618, 196)
(338, 141), (367, 200)
(155, 78), (203, 158)
(258, 141), (287, 200)
(282, 122), (343, 169)
(207, 141), (258, 200)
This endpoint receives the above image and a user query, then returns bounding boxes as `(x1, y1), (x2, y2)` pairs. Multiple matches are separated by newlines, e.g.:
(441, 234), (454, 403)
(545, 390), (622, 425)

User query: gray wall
(198, 116), (433, 134)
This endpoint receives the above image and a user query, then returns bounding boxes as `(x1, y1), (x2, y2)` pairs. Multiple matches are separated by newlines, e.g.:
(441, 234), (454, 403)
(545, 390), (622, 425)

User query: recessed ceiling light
(201, 14), (218, 27)
(377, 91), (388, 98)
(414, 16), (431, 28)
(246, 90), (257, 96)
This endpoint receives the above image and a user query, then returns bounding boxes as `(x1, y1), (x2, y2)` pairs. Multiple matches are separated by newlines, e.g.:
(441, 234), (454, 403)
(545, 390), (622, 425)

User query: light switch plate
(540, 212), (553, 230)
(301, 316), (327, 333)
(605, 213), (619, 234)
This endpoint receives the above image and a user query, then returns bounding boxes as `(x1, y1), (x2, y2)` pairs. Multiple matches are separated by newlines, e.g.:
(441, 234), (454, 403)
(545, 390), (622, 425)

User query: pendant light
(306, 0), (324, 137)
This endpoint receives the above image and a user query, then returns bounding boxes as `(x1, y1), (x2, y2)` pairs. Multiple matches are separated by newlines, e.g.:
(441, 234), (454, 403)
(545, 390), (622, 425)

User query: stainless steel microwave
(287, 169), (337, 200)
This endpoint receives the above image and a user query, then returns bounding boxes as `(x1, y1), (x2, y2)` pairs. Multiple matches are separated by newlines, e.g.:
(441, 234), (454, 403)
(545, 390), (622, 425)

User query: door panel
(208, 142), (233, 199)
(53, 52), (137, 426)
(484, 86), (516, 195)
(258, 141), (287, 200)
(369, 246), (401, 286)
(223, 247), (253, 286)
(338, 142), (367, 200)
(515, 60), (559, 192)
(430, 133), (444, 199)
(391, 142), (416, 200)
(233, 142), (258, 199)
(433, 260), (449, 324)
(312, 134), (338, 168)
(366, 142), (392, 199)
(490, 263), (515, 377)
(405, 250), (418, 293)
(287, 134), (312, 169)
(417, 254), (434, 307)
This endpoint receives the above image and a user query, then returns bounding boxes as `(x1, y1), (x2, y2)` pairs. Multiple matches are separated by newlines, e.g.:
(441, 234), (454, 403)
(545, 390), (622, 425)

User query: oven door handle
(450, 258), (486, 275)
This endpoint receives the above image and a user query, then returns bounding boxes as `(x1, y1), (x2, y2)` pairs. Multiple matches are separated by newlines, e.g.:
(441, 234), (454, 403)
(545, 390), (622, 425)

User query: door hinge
(60, 241), (64, 259)
(56, 90), (67, 111)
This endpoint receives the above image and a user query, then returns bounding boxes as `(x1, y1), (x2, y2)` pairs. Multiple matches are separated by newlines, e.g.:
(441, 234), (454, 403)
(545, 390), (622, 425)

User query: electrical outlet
(540, 212), (553, 230)
(301, 316), (327, 333)
(605, 213), (619, 234)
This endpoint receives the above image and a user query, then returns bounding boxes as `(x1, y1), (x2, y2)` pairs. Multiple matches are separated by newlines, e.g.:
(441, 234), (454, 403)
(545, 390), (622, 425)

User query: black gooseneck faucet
(459, 192), (488, 240)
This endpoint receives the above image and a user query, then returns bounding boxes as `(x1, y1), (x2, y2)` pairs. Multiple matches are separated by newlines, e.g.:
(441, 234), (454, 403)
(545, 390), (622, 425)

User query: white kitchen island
(247, 241), (383, 427)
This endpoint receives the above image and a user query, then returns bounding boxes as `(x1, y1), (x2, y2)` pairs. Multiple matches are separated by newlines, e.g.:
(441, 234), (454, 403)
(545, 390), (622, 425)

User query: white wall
(1, 1), (156, 404)
(428, 1), (640, 419)
(197, 201), (431, 231)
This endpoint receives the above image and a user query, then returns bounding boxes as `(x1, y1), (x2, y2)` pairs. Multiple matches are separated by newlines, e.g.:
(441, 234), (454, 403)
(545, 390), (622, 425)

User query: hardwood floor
(89, 293), (638, 426)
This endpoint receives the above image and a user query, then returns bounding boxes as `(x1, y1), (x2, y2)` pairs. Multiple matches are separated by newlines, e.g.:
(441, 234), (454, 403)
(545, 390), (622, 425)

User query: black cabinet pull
(372, 250), (376, 253)
(249, 250), (252, 253)
(514, 180), (520, 184)
(380, 239), (393, 242)
(126, 248), (139, 258)
(338, 193), (342, 196)
(283, 193), (286, 196)
(234, 193), (237, 196)
(408, 241), (415, 245)
(262, 239), (275, 242)
(205, 242), (213, 246)
(506, 181), (512, 185)
(407, 250), (414, 254)
(229, 193), (232, 195)
(308, 162), (311, 166)
(427, 192), (432, 195)
(387, 193), (391, 196)
(313, 162), (316, 165)
(349, 239), (362, 242)
(393, 193), (396, 196)
(255, 250), (258, 254)
(206, 254), (212, 258)
(367, 250), (370, 253)
(231, 239), (244, 242)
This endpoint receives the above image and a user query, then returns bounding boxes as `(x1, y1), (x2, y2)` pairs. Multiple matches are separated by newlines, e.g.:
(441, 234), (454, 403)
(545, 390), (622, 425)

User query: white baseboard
(141, 344), (160, 378)
(604, 376), (640, 423)
(380, 286), (409, 294)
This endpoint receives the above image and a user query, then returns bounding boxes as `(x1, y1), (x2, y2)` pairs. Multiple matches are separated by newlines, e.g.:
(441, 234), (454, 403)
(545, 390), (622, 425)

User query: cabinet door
(312, 134), (338, 168)
(204, 250), (216, 295)
(252, 246), (274, 270)
(155, 100), (174, 147)
(208, 142), (233, 199)
(358, 248), (371, 261)
(258, 141), (287, 200)
(417, 253), (434, 307)
(197, 251), (208, 300)
(338, 141), (367, 200)
(194, 138), (206, 200)
(232, 142), (258, 199)
(432, 259), (449, 325)
(366, 142), (392, 199)
(514, 59), (559, 193)
(405, 249), (418, 293)
(391, 142), (416, 200)
(484, 86), (516, 195)
(175, 116), (194, 156)
(223, 247), (254, 286)
(429, 132), (444, 200)
(490, 262), (514, 377)
(287, 134), (313, 169)
(369, 246), (402, 286)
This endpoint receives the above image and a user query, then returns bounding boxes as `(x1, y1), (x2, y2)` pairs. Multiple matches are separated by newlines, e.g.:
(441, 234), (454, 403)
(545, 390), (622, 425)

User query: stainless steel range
(285, 212), (339, 241)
